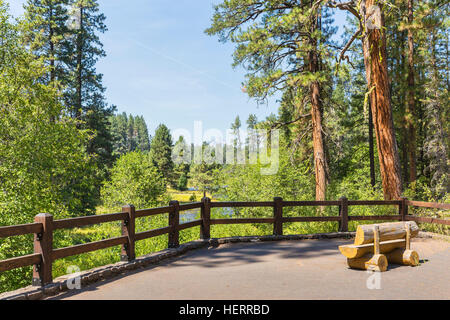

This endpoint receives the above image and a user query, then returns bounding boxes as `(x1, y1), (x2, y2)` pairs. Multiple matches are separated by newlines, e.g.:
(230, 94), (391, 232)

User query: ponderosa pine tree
(308, 4), (329, 203)
(206, 1), (334, 201)
(326, 0), (404, 200)
(381, 1), (407, 185)
(324, 0), (447, 200)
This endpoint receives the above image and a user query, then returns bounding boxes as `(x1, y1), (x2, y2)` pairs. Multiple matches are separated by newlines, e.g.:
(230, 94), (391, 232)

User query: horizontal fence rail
(211, 218), (276, 225)
(0, 223), (43, 238)
(348, 215), (403, 221)
(0, 197), (448, 287)
(405, 216), (450, 226)
(406, 200), (450, 210)
(282, 217), (342, 222)
(135, 206), (173, 218)
(52, 236), (128, 261)
(210, 201), (274, 208)
(282, 201), (341, 206)
(53, 212), (126, 230)
(135, 226), (172, 242)
(0, 254), (42, 273)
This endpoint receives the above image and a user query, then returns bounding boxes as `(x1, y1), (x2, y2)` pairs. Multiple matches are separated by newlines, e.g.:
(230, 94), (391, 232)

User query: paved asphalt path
(51, 238), (450, 300)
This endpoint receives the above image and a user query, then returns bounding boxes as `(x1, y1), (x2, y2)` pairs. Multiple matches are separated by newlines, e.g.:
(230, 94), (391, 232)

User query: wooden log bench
(339, 221), (420, 272)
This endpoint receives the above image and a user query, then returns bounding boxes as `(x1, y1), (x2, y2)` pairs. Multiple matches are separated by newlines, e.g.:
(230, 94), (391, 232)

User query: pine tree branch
(337, 26), (362, 69)
(271, 113), (311, 129)
(327, 1), (360, 20)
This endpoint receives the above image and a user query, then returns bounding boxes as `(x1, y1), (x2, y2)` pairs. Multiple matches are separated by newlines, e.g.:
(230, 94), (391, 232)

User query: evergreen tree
(21, 0), (115, 201)
(331, 15), (378, 188)
(246, 114), (257, 130)
(331, 0), (404, 199)
(109, 112), (151, 157)
(172, 136), (191, 191)
(231, 116), (241, 148)
(62, 0), (115, 170)
(206, 1), (335, 201)
(189, 142), (221, 195)
(149, 124), (174, 183)
(127, 114), (136, 152)
(135, 116), (151, 152)
(418, 1), (449, 199)
(109, 112), (129, 156)
(405, 0), (418, 184)
(0, 0), (97, 291)
(21, 0), (69, 86)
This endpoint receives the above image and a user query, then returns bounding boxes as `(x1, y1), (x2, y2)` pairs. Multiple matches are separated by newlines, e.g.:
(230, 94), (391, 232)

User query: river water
(180, 206), (233, 223)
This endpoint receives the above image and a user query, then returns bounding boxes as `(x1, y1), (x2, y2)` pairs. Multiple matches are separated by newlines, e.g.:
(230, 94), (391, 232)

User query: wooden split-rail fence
(0, 197), (448, 286)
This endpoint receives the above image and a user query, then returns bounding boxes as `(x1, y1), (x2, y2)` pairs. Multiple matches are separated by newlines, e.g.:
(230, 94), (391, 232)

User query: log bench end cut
(347, 254), (388, 272)
(385, 248), (419, 267)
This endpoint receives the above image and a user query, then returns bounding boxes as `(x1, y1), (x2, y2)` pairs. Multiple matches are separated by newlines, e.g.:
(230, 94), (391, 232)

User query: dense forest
(0, 0), (448, 292)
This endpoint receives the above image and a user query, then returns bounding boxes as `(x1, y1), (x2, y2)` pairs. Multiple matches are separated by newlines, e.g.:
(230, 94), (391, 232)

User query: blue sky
(8, 0), (348, 137)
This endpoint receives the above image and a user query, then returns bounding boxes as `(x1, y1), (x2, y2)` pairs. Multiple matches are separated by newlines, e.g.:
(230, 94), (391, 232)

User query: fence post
(32, 213), (53, 286)
(169, 200), (180, 248)
(339, 197), (348, 232)
(121, 205), (136, 261)
(201, 197), (211, 239)
(400, 197), (408, 221)
(273, 197), (283, 236)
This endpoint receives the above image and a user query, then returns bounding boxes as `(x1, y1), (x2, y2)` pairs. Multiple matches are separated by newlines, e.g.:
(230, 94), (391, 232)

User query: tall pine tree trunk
(406, 0), (417, 184)
(310, 80), (327, 201)
(308, 7), (328, 202)
(368, 101), (376, 187)
(360, 0), (403, 200)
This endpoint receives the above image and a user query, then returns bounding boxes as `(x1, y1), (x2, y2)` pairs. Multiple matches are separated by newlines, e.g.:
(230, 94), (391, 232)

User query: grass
(167, 187), (211, 203)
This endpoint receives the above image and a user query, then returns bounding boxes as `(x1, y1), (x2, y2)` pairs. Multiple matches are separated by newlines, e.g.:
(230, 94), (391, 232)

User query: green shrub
(101, 151), (167, 210)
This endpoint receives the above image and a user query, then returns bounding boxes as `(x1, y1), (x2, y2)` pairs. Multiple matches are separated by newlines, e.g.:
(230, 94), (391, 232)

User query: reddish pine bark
(310, 81), (328, 202)
(360, 1), (403, 200)
(308, 7), (328, 202)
